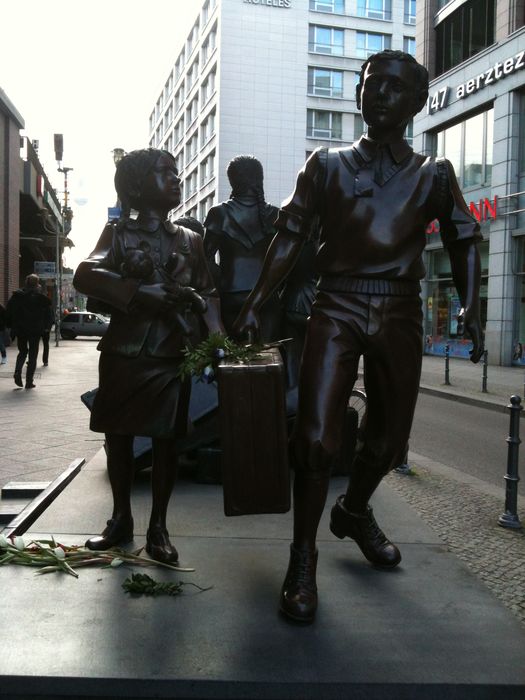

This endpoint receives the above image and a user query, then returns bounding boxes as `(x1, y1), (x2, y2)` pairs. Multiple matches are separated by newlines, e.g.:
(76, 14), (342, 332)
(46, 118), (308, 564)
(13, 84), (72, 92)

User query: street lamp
(53, 133), (73, 346)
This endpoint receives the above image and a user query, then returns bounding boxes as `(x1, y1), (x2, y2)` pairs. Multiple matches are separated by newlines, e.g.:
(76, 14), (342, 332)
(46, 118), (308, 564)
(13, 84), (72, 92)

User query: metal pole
(482, 349), (488, 393)
(498, 395), (523, 529)
(54, 212), (60, 347)
(444, 343), (450, 385)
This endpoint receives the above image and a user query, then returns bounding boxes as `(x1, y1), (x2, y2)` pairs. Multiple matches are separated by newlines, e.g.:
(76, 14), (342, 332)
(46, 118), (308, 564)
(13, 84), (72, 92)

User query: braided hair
(226, 155), (269, 232)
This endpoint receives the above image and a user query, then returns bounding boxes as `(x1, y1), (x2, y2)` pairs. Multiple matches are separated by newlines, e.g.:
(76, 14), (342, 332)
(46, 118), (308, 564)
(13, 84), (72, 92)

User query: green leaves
(122, 572), (212, 597)
(0, 537), (211, 599)
(176, 332), (264, 382)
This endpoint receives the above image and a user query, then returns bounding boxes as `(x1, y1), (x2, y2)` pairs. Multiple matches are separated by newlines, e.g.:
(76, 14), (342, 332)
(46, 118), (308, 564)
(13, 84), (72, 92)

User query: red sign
(426, 196), (498, 235)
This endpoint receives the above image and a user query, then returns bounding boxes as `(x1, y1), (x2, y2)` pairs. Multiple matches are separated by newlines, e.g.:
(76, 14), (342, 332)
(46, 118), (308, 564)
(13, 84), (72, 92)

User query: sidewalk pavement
(1, 339), (524, 628)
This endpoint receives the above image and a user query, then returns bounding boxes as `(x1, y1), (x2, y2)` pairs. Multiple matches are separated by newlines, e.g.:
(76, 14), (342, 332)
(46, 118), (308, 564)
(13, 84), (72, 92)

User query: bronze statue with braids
(203, 155), (281, 341)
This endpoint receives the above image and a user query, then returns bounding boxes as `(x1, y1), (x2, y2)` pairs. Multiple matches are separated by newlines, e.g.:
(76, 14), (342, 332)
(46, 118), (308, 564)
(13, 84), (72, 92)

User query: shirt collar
(126, 218), (177, 234)
(354, 136), (412, 164)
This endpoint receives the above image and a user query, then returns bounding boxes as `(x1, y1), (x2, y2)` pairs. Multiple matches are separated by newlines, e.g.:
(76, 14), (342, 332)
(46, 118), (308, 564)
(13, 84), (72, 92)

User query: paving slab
(1, 450), (525, 699)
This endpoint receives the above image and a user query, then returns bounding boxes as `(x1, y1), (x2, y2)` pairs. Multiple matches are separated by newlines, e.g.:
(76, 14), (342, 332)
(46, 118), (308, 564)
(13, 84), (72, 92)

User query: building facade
(149, 0), (416, 221)
(0, 88), (72, 311)
(415, 0), (525, 365)
(0, 88), (24, 307)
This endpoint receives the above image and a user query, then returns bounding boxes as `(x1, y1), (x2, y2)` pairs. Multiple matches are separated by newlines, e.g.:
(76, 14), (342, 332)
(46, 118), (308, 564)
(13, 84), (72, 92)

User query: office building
(149, 0), (416, 223)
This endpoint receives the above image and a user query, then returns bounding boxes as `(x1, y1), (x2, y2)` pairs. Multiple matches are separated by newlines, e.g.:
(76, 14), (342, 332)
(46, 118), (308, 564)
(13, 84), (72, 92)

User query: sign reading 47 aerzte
(428, 49), (524, 113)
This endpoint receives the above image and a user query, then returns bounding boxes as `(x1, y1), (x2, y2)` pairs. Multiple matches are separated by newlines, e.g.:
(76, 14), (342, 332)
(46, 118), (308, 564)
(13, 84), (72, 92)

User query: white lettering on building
(428, 49), (525, 113)
(243, 0), (292, 6)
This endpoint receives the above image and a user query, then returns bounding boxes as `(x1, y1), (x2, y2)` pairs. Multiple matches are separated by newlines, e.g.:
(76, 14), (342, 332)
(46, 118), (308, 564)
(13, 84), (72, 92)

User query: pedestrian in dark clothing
(41, 306), (54, 366)
(5, 274), (52, 388)
(0, 303), (7, 364)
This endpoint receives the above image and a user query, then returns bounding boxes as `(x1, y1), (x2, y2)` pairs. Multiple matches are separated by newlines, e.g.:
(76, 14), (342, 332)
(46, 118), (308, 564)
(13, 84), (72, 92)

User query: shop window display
(424, 242), (488, 358)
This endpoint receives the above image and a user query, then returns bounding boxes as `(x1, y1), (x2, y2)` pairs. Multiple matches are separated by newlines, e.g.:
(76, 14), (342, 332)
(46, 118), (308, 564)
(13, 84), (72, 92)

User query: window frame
(307, 67), (344, 98)
(435, 107), (494, 190)
(355, 30), (391, 58)
(307, 109), (343, 140)
(356, 0), (392, 21)
(309, 24), (345, 56)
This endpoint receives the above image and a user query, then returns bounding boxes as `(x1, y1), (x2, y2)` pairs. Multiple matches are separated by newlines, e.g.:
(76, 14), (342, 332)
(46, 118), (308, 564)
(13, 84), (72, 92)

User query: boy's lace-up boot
(330, 496), (401, 568)
(279, 543), (318, 623)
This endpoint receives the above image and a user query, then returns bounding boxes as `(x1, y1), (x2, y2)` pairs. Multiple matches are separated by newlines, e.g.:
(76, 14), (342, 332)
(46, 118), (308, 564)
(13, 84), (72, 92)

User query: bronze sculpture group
(75, 50), (483, 623)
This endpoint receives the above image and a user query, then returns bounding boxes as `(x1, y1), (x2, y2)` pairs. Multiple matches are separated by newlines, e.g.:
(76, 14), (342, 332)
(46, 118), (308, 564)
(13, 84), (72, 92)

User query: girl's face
(140, 153), (181, 211)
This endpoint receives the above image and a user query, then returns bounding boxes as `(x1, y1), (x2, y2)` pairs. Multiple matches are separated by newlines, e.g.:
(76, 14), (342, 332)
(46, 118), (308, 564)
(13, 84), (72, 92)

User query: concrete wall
(218, 0), (309, 207)
(0, 89), (24, 305)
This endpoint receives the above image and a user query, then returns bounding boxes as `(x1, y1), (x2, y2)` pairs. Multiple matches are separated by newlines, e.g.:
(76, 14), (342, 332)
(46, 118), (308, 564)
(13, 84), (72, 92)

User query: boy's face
(358, 59), (424, 134)
(140, 154), (181, 210)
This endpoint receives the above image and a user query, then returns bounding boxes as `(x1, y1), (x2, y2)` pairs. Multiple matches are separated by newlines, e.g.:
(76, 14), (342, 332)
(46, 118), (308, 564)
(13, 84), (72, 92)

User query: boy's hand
(232, 306), (261, 343)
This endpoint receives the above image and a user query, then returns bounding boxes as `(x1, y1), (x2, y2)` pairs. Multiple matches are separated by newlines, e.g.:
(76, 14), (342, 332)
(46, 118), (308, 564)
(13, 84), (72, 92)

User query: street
(411, 392), (525, 497)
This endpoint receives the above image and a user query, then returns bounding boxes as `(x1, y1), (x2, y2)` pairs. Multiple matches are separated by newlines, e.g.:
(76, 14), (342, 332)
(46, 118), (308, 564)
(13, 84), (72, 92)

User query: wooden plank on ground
(1, 482), (50, 499)
(0, 504), (24, 525)
(2, 458), (85, 537)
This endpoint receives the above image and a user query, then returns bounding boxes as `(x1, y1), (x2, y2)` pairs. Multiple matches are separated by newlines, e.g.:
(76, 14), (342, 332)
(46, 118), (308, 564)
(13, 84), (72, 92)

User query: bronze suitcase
(217, 348), (290, 516)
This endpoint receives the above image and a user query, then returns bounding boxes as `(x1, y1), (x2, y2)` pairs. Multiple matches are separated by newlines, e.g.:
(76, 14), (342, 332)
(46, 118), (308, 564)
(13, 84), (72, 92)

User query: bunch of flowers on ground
(0, 533), (193, 578)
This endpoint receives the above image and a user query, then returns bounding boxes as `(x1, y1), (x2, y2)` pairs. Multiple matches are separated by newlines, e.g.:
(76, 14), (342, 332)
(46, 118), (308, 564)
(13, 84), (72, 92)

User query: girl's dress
(73, 218), (218, 438)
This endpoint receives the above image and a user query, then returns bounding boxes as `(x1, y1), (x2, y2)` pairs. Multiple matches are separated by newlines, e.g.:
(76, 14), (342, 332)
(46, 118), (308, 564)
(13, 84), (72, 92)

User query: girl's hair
(114, 148), (176, 218)
(226, 155), (268, 231)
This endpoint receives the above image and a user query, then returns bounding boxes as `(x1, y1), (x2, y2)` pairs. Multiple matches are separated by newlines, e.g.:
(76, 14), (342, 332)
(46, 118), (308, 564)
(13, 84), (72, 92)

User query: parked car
(60, 312), (110, 339)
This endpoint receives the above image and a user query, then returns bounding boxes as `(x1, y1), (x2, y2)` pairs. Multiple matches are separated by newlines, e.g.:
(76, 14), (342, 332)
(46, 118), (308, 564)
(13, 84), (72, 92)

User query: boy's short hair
(356, 49), (429, 98)
(114, 148), (176, 214)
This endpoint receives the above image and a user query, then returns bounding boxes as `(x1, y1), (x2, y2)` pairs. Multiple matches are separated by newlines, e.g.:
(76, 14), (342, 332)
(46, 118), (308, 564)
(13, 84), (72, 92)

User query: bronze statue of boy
(74, 149), (223, 564)
(234, 50), (483, 623)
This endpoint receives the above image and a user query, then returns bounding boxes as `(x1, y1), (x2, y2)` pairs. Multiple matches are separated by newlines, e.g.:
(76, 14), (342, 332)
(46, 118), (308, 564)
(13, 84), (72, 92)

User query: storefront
(424, 236), (489, 358)
(415, 21), (525, 364)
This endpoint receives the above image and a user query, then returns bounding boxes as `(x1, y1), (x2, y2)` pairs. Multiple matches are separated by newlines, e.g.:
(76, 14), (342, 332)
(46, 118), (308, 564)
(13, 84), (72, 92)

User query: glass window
(356, 31), (391, 58)
(310, 0), (345, 11)
(403, 36), (415, 56)
(439, 122), (462, 176)
(308, 68), (344, 97)
(424, 242), (488, 357)
(307, 110), (343, 139)
(404, 0), (416, 24)
(309, 25), (344, 55)
(463, 112), (484, 188)
(356, 0), (392, 21)
(435, 0), (495, 76)
(435, 108), (493, 189)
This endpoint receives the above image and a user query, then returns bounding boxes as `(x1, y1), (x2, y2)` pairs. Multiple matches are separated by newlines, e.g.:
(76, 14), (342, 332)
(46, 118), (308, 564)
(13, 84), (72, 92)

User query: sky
(1, 0), (202, 269)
